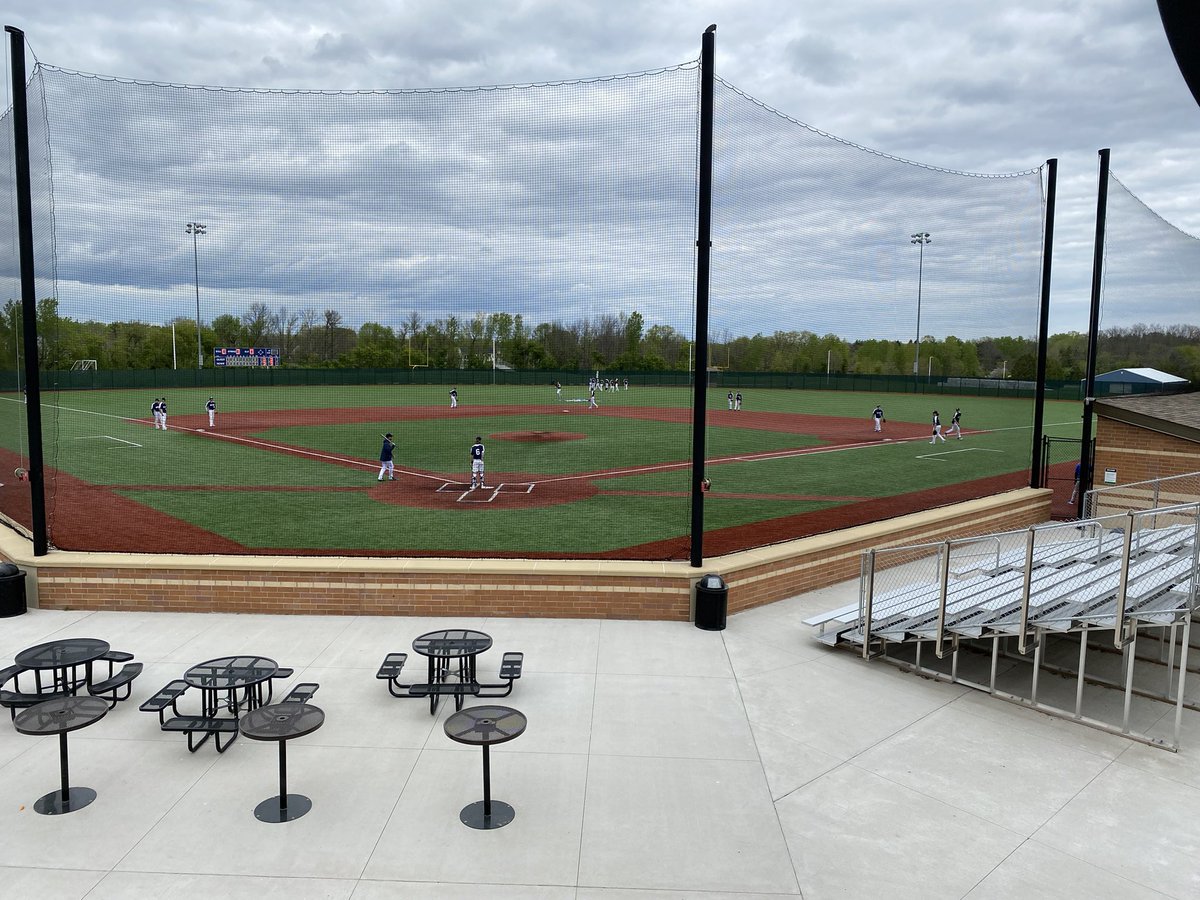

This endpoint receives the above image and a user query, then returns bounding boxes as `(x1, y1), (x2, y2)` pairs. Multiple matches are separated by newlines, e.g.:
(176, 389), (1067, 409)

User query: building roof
(1095, 391), (1200, 443)
(1095, 367), (1189, 384)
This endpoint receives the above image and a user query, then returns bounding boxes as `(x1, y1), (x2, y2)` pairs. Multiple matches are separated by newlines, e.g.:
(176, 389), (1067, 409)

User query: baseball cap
(385, 432), (393, 438)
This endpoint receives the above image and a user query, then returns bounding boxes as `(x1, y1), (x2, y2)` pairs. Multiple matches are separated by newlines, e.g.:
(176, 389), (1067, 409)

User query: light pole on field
(185, 222), (207, 369)
(910, 231), (931, 387)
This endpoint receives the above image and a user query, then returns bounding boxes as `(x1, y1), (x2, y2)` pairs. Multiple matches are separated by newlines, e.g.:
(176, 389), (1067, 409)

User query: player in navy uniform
(930, 410), (946, 443)
(469, 435), (486, 490)
(151, 398), (161, 429)
(449, 387), (458, 409)
(378, 433), (396, 481)
(206, 396), (216, 428)
(159, 397), (168, 430)
(735, 391), (743, 410)
(555, 380), (562, 397)
(872, 404), (884, 432)
(588, 386), (598, 409)
(948, 408), (963, 440)
(727, 391), (734, 410)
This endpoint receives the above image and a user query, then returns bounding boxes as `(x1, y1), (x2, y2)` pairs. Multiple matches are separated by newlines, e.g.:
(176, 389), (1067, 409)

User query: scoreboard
(214, 347), (280, 367)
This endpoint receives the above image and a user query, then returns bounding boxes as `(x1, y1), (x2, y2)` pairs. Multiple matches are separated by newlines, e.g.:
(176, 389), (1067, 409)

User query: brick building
(1093, 392), (1200, 489)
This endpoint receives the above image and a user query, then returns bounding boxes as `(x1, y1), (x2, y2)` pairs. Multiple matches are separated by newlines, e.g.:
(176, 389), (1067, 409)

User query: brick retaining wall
(1, 488), (1051, 620)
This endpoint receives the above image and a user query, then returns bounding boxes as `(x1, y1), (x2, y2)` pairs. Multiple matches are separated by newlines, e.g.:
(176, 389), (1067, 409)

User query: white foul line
(916, 447), (1005, 461)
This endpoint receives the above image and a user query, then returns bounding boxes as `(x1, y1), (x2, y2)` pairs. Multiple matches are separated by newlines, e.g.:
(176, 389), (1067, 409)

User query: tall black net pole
(1078, 148), (1110, 520)
(690, 24), (716, 568)
(5, 25), (48, 556)
(1029, 158), (1057, 488)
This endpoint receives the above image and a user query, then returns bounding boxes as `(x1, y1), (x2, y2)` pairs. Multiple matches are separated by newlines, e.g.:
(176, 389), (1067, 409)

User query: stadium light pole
(910, 232), (931, 388)
(186, 222), (206, 369)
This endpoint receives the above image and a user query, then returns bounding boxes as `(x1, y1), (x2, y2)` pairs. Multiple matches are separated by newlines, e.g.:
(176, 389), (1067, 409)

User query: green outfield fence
(0, 367), (1184, 401)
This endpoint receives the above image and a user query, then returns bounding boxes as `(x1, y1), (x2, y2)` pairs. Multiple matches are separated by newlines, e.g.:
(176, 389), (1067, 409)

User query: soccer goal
(70, 359), (98, 371)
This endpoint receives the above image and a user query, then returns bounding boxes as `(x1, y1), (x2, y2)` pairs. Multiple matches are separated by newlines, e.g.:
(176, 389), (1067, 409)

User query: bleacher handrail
(859, 501), (1200, 657)
(1084, 471), (1200, 520)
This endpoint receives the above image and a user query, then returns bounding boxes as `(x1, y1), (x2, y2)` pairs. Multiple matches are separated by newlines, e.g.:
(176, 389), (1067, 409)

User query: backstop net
(1096, 170), (1200, 395)
(3, 53), (1049, 559)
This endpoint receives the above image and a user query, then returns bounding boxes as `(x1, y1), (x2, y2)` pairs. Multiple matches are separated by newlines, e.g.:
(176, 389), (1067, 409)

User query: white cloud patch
(1, 0), (1197, 338)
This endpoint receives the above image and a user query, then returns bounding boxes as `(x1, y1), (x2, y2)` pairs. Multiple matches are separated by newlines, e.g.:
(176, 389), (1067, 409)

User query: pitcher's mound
(492, 431), (585, 443)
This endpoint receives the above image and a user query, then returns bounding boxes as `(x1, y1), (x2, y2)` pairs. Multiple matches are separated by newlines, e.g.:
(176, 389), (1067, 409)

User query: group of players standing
(378, 431), (487, 490)
(871, 404), (963, 442)
(146, 396), (218, 430)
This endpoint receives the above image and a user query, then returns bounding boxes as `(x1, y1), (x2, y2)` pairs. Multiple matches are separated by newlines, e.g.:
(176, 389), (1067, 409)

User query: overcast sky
(3, 0), (1198, 342)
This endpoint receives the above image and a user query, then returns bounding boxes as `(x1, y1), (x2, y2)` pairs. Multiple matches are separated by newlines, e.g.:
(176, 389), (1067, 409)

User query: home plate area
(437, 481), (536, 503)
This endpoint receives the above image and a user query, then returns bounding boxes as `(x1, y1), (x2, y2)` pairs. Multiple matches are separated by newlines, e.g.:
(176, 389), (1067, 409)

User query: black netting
(2, 55), (1050, 559)
(1096, 171), (1200, 395)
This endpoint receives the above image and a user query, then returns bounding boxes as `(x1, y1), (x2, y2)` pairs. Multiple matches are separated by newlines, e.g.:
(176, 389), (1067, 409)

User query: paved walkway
(1, 581), (1196, 898)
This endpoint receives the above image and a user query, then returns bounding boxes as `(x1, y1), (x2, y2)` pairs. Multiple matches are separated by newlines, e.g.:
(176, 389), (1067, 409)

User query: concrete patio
(1, 578), (1197, 899)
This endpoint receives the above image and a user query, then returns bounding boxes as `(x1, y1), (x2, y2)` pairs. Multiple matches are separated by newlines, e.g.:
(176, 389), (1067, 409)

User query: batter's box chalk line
(436, 481), (469, 493)
(456, 485), (501, 503)
(494, 482), (535, 494)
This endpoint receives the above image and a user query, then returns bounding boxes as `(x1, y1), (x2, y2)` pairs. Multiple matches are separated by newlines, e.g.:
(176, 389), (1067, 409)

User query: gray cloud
(1, 0), (1197, 340)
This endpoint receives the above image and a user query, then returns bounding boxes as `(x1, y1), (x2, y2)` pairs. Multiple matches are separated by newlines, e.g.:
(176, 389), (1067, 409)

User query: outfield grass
(0, 385), (1081, 555)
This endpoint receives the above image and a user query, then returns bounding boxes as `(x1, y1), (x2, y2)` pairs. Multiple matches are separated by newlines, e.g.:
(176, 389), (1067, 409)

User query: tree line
(1, 298), (1197, 385)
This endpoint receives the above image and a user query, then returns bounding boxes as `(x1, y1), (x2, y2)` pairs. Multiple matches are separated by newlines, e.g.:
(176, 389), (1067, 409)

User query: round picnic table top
(239, 701), (325, 742)
(443, 705), (526, 747)
(14, 696), (109, 736)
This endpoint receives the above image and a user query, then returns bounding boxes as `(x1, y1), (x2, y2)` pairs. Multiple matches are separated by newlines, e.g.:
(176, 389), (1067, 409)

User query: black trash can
(0, 563), (27, 618)
(694, 573), (728, 631)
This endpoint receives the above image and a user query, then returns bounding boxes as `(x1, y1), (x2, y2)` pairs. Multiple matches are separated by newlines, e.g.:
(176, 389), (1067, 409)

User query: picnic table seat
(0, 663), (70, 719)
(377, 652), (409, 697)
(477, 652), (524, 698)
(87, 661), (144, 708)
(161, 715), (240, 753)
(138, 680), (190, 725)
(282, 682), (319, 703)
(141, 680), (240, 752)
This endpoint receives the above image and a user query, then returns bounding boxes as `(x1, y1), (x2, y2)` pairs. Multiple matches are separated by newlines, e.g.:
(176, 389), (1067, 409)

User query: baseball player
(624, 378), (629, 390)
(588, 386), (598, 409)
(378, 433), (396, 481)
(206, 396), (216, 428)
(469, 435), (486, 490)
(159, 397), (168, 430)
(872, 405), (884, 432)
(151, 397), (161, 429)
(449, 387), (458, 409)
(555, 380), (562, 397)
(734, 391), (743, 411)
(727, 391), (734, 410)
(948, 408), (963, 440)
(930, 410), (946, 443)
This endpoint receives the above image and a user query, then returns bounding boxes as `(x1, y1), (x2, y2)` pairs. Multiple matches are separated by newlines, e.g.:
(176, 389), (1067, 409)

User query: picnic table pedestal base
(35, 732), (97, 815)
(459, 743), (515, 829)
(14, 696), (109, 816)
(253, 739), (312, 823)
(239, 701), (324, 824)
(444, 705), (526, 831)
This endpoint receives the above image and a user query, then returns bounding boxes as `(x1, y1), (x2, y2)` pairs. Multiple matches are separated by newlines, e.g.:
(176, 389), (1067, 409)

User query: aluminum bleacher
(807, 502), (1200, 751)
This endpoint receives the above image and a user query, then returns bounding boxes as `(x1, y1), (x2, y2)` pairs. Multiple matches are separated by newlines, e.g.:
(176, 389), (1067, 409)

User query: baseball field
(0, 384), (1082, 559)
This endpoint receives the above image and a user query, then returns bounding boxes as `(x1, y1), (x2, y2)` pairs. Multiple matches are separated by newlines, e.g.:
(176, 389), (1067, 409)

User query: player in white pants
(469, 436), (486, 489)
(930, 410), (946, 443)
(872, 405), (884, 432)
(948, 408), (963, 439)
(159, 398), (168, 430)
(206, 397), (216, 427)
(449, 388), (458, 409)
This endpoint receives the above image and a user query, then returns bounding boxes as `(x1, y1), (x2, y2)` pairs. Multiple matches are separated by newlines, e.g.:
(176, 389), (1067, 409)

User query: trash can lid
(0, 563), (19, 577)
(699, 574), (725, 589)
